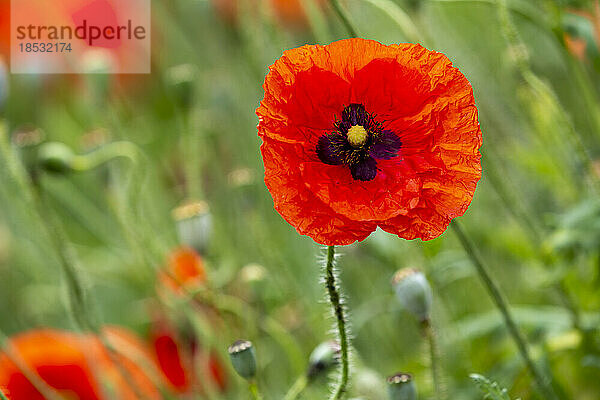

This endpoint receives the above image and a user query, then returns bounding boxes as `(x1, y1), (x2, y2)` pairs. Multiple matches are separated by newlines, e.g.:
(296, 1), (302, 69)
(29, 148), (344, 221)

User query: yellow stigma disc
(347, 125), (368, 147)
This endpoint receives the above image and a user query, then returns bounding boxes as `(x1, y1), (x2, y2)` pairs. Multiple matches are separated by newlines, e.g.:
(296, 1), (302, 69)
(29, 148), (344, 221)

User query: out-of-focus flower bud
(354, 368), (387, 399)
(158, 246), (207, 297)
(38, 142), (76, 174)
(307, 340), (340, 379)
(172, 201), (212, 254)
(387, 372), (417, 400)
(562, 11), (600, 66)
(240, 263), (267, 284)
(228, 340), (257, 380)
(228, 168), (255, 188)
(166, 64), (196, 109)
(392, 268), (432, 323)
(12, 125), (45, 175)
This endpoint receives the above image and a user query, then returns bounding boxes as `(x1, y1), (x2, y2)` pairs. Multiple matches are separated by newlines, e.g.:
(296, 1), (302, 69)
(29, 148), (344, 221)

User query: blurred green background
(1, 0), (600, 399)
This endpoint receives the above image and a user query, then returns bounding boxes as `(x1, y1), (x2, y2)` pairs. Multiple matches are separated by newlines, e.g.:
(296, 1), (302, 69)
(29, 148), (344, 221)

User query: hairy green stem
(328, 0), (359, 37)
(422, 320), (445, 400)
(325, 246), (350, 400)
(451, 221), (559, 400)
(283, 375), (308, 400)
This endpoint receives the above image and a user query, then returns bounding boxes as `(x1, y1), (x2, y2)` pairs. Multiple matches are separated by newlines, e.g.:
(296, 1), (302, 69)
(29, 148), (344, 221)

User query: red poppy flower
(150, 317), (227, 394)
(257, 38), (482, 245)
(158, 246), (207, 296)
(0, 328), (160, 400)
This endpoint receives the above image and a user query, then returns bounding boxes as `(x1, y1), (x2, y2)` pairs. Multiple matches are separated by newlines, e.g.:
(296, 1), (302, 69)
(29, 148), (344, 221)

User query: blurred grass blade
(304, 0), (332, 44)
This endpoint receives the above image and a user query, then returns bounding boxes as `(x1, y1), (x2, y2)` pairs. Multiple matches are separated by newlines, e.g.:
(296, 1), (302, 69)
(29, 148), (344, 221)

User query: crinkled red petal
(257, 38), (482, 244)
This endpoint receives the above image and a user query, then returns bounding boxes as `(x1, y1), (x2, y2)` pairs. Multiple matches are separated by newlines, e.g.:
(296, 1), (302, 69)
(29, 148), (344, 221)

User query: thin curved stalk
(283, 375), (308, 400)
(422, 320), (445, 400)
(451, 221), (559, 400)
(361, 0), (423, 43)
(329, 0), (359, 37)
(324, 246), (350, 400)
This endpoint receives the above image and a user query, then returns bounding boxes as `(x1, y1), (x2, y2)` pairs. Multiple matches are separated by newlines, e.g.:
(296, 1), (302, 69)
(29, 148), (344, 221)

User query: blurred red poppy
(158, 246), (207, 296)
(150, 317), (227, 394)
(0, 328), (161, 400)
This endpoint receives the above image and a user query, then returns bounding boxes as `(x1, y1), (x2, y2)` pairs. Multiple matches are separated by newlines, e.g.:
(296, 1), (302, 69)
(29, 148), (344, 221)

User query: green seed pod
(38, 142), (76, 174)
(392, 268), (432, 323)
(387, 373), (417, 400)
(228, 340), (257, 380)
(166, 64), (196, 109)
(307, 341), (340, 379)
(172, 201), (212, 254)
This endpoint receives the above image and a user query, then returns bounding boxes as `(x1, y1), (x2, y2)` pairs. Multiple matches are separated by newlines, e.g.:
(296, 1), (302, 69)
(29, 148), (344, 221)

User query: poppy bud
(12, 126), (45, 175)
(240, 263), (267, 284)
(307, 340), (340, 379)
(387, 372), (417, 400)
(228, 340), (257, 380)
(166, 64), (196, 109)
(392, 268), (432, 323)
(172, 201), (212, 254)
(38, 142), (76, 174)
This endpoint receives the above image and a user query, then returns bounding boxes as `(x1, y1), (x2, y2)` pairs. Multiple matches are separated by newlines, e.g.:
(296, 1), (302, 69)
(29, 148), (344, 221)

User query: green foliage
(470, 374), (518, 400)
(1, 0), (600, 398)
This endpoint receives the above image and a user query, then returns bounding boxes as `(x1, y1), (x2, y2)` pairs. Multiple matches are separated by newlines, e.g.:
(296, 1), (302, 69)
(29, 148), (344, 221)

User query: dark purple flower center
(316, 104), (402, 181)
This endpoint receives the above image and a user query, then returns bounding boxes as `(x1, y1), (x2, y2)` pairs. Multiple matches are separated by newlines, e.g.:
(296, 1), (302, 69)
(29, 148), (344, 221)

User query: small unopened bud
(12, 126), (45, 174)
(387, 373), (417, 400)
(354, 368), (387, 399)
(307, 341), (340, 379)
(392, 268), (432, 322)
(228, 340), (257, 380)
(166, 64), (196, 109)
(38, 142), (76, 174)
(240, 263), (267, 284)
(172, 201), (212, 254)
